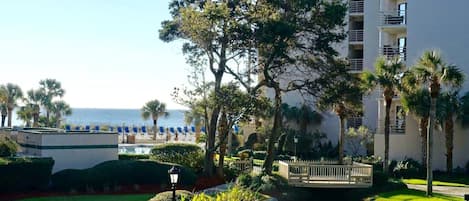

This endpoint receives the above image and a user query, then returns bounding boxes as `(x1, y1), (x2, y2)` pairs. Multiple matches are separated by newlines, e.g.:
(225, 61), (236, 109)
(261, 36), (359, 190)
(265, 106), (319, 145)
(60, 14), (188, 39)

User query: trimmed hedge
(0, 157), (54, 193)
(51, 160), (197, 192)
(150, 143), (204, 173)
(119, 154), (151, 160)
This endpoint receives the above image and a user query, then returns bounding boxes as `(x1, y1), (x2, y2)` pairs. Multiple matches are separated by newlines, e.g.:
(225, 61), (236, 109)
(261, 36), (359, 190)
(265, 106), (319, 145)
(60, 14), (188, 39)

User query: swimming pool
(118, 144), (154, 154)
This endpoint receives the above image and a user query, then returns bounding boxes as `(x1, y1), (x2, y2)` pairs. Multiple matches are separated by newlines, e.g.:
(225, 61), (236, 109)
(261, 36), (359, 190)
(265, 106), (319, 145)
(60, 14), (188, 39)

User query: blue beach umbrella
(74, 126), (80, 131)
(109, 126), (114, 132)
(141, 126), (147, 133)
(132, 126), (138, 134)
(65, 125), (71, 132)
(159, 126), (165, 134)
(94, 125), (100, 132)
(85, 125), (90, 132)
(177, 127), (183, 134)
(124, 126), (130, 134)
(191, 126), (195, 133)
(169, 127), (175, 134)
(184, 126), (189, 133)
(234, 125), (239, 134)
(117, 126), (123, 135)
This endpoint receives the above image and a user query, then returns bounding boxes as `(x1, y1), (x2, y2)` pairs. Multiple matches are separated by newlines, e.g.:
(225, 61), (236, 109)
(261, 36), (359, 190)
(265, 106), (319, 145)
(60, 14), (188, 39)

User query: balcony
(349, 58), (363, 71)
(349, 0), (364, 14)
(377, 120), (406, 134)
(349, 30), (364, 43)
(379, 46), (406, 61)
(379, 10), (407, 33)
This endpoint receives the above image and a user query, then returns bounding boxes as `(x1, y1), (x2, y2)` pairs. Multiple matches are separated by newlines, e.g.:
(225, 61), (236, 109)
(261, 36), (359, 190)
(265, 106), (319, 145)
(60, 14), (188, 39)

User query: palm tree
(317, 76), (363, 164)
(410, 50), (464, 196)
(25, 89), (44, 127)
(400, 88), (430, 165)
(0, 87), (7, 127)
(50, 100), (72, 128)
(141, 99), (169, 139)
(361, 57), (405, 173)
(16, 106), (33, 127)
(39, 79), (65, 124)
(1, 83), (23, 127)
(436, 91), (459, 173)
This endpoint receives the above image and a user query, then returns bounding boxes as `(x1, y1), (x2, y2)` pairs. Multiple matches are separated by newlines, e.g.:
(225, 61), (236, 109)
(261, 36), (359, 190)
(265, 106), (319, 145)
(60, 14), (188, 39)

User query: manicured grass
(19, 194), (154, 201)
(402, 179), (468, 187)
(372, 189), (463, 201)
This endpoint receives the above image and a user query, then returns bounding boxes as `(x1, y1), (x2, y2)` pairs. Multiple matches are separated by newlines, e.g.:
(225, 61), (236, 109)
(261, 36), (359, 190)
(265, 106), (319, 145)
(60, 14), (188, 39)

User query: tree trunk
(338, 115), (345, 164)
(153, 119), (157, 140)
(445, 114), (454, 173)
(427, 97), (436, 196)
(384, 97), (392, 174)
(419, 118), (428, 165)
(33, 113), (39, 127)
(203, 75), (222, 177)
(1, 114), (6, 127)
(217, 112), (228, 178)
(55, 114), (61, 128)
(7, 108), (13, 127)
(263, 88), (282, 175)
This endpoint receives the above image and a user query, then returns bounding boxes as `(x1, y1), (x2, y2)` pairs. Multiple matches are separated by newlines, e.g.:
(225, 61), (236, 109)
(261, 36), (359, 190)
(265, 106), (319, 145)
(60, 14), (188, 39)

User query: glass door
(398, 3), (407, 24)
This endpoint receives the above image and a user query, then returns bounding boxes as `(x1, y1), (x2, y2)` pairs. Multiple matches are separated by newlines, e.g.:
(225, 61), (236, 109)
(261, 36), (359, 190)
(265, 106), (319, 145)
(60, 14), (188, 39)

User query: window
(398, 3), (407, 24)
(394, 106), (406, 133)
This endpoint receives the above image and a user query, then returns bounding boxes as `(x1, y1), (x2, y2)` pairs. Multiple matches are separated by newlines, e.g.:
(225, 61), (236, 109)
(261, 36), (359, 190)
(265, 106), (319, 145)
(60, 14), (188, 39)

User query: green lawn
(402, 179), (468, 187)
(19, 194), (154, 201)
(371, 189), (463, 201)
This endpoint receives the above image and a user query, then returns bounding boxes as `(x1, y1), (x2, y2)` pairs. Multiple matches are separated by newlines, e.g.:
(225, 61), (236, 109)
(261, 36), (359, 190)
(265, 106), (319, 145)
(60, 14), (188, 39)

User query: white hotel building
(276, 0), (469, 170)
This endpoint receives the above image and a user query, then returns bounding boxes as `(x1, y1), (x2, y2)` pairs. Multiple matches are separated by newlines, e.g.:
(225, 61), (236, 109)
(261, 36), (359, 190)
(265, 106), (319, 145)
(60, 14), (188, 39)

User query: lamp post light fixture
(294, 136), (298, 161)
(168, 166), (180, 201)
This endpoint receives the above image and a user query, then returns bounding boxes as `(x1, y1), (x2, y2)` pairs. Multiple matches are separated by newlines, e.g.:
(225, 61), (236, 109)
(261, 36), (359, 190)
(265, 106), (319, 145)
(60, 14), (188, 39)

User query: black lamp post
(168, 166), (180, 201)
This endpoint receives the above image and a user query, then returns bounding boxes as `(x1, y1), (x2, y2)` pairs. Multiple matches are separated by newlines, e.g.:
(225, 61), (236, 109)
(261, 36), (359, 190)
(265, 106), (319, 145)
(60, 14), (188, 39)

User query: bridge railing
(278, 160), (372, 187)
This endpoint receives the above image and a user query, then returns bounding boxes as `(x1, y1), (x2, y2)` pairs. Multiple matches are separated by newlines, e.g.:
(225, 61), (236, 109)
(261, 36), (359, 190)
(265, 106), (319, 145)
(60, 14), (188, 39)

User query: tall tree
(16, 106), (33, 127)
(160, 0), (251, 176)
(24, 89), (45, 127)
(141, 99), (169, 139)
(409, 50), (464, 196)
(230, 0), (347, 175)
(0, 87), (7, 127)
(317, 73), (363, 164)
(39, 79), (65, 125)
(1, 83), (23, 127)
(50, 100), (72, 128)
(361, 57), (405, 173)
(400, 88), (430, 165)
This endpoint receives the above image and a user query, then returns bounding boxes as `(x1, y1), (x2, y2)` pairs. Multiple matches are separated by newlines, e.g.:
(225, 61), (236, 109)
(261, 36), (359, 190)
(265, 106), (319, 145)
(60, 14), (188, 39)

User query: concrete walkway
(407, 184), (469, 198)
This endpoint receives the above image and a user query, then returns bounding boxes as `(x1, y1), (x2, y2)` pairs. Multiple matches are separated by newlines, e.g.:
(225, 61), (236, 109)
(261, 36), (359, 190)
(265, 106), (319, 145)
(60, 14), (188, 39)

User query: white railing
(228, 159), (253, 173)
(380, 10), (406, 26)
(377, 120), (406, 134)
(379, 46), (406, 61)
(349, 58), (363, 71)
(349, 30), (364, 42)
(278, 161), (373, 187)
(349, 0), (364, 13)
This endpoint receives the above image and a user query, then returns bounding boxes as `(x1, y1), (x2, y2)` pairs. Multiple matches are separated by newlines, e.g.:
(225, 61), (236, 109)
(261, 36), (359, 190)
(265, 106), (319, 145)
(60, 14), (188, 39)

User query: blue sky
(0, 0), (190, 109)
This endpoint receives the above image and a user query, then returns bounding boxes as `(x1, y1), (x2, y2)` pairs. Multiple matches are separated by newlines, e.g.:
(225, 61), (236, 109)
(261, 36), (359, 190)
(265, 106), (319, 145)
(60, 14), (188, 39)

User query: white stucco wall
(18, 131), (118, 173)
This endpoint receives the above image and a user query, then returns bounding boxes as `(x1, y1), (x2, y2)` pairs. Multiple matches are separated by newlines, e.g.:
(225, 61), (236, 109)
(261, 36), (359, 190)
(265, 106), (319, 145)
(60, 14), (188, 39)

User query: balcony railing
(379, 10), (406, 26)
(377, 120), (406, 134)
(349, 0), (364, 13)
(379, 46), (406, 61)
(349, 58), (363, 71)
(349, 30), (364, 42)
(347, 117), (363, 129)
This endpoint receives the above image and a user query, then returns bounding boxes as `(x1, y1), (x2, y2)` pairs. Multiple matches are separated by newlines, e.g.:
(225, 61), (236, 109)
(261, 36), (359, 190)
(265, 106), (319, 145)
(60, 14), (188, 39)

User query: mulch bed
(0, 176), (226, 201)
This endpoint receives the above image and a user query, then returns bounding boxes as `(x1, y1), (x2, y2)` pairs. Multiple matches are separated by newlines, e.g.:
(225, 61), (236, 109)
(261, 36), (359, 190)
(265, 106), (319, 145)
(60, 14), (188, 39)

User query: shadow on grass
(374, 189), (463, 201)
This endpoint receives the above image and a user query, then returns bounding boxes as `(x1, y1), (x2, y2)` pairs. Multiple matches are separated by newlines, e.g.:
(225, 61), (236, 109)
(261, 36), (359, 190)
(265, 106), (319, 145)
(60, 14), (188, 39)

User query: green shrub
(249, 174), (287, 192)
(151, 143), (204, 173)
(392, 158), (424, 179)
(0, 136), (18, 157)
(119, 154), (150, 160)
(0, 157), (54, 193)
(193, 186), (261, 201)
(236, 174), (252, 188)
(373, 171), (389, 187)
(253, 151), (266, 160)
(51, 160), (197, 192)
(149, 190), (192, 201)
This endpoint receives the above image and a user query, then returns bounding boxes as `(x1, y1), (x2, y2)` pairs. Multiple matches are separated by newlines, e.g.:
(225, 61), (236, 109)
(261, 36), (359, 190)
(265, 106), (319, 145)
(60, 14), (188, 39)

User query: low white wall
(375, 117), (469, 171)
(18, 130), (118, 173)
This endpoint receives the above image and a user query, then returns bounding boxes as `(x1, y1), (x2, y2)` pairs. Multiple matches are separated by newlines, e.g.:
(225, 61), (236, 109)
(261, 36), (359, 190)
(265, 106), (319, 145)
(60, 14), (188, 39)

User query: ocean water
(12, 108), (187, 128)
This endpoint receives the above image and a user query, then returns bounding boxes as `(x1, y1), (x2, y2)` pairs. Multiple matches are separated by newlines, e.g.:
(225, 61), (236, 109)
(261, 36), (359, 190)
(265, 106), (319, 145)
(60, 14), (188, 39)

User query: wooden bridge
(278, 160), (373, 188)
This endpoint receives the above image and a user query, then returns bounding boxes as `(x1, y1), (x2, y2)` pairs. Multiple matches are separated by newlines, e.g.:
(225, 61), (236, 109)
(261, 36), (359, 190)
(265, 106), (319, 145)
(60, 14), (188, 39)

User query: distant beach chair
(94, 125), (100, 132)
(177, 127), (184, 141)
(85, 125), (90, 132)
(74, 125), (81, 131)
(169, 127), (176, 141)
(132, 126), (138, 135)
(124, 126), (130, 135)
(141, 126), (147, 135)
(158, 126), (165, 139)
(65, 125), (71, 132)
(183, 126), (189, 141)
